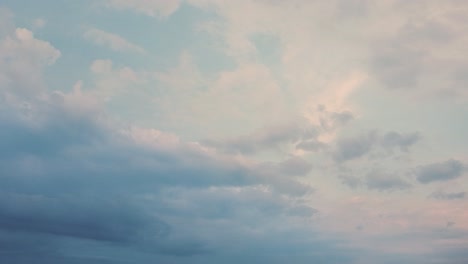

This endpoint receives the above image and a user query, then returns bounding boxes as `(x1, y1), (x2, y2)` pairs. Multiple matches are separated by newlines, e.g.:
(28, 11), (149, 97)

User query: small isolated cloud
(84, 28), (145, 54)
(416, 159), (465, 184)
(430, 191), (466, 200)
(103, 0), (181, 18)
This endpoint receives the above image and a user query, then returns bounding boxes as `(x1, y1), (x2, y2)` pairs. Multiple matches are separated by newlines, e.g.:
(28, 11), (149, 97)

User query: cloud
(0, 19), (337, 262)
(0, 192), (165, 243)
(365, 170), (411, 191)
(367, 1), (468, 99)
(430, 191), (466, 200)
(103, 0), (181, 18)
(338, 170), (411, 191)
(2, 2), (468, 263)
(0, 27), (60, 99)
(277, 156), (313, 176)
(204, 118), (319, 155)
(84, 28), (145, 54)
(416, 159), (465, 184)
(0, 43), (322, 259)
(380, 131), (421, 152)
(333, 131), (378, 162)
(338, 174), (362, 189)
(0, 95), (326, 261)
(333, 131), (420, 162)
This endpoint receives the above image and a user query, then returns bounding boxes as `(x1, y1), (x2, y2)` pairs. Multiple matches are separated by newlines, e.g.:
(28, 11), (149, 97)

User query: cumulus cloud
(84, 28), (146, 54)
(416, 159), (465, 184)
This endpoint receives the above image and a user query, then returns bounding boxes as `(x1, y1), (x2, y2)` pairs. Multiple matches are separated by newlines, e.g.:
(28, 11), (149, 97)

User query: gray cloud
(339, 170), (411, 191)
(380, 131), (420, 152)
(333, 131), (377, 162)
(295, 139), (327, 152)
(429, 191), (466, 200)
(365, 170), (411, 191)
(333, 131), (420, 162)
(0, 192), (166, 243)
(416, 159), (465, 184)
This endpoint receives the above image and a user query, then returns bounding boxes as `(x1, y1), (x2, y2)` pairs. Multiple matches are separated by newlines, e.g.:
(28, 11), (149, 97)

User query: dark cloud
(429, 191), (466, 200)
(416, 159), (465, 184)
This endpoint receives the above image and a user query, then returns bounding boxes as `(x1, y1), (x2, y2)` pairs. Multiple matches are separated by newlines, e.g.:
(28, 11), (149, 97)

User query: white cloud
(84, 28), (146, 54)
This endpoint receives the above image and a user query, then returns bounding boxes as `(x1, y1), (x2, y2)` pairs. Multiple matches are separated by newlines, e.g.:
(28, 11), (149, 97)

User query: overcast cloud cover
(0, 1), (468, 263)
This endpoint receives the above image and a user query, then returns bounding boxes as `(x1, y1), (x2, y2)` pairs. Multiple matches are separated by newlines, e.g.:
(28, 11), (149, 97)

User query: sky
(0, 0), (468, 263)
